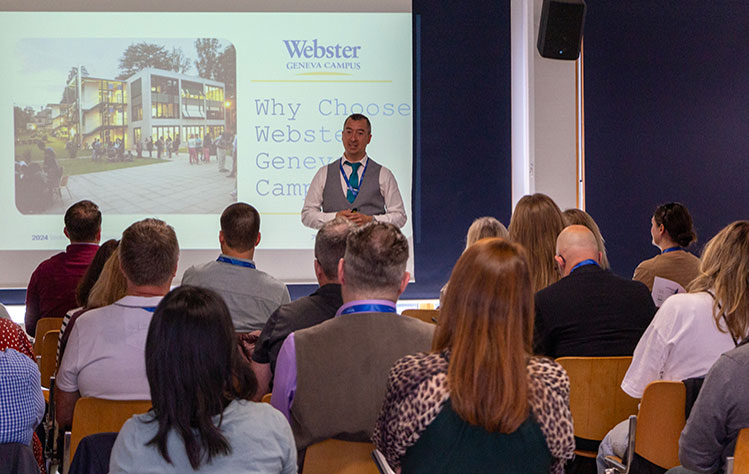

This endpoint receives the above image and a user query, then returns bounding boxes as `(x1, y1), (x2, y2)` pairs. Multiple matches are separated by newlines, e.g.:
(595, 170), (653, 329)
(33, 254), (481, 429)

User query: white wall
(511, 0), (580, 212)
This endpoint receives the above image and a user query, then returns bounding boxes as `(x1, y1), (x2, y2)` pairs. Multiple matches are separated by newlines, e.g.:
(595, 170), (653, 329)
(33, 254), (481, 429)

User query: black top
(251, 283), (342, 377)
(533, 264), (656, 358)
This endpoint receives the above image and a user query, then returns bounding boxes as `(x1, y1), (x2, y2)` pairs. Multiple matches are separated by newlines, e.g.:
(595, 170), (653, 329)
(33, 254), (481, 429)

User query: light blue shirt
(109, 399), (296, 473)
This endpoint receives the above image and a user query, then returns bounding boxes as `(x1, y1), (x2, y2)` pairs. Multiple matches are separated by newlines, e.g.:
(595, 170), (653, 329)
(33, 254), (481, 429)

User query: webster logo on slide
(283, 39), (362, 71)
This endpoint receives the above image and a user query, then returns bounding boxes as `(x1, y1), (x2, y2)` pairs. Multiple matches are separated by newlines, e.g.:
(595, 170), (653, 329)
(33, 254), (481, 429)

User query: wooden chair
(39, 330), (60, 403)
(402, 309), (438, 324)
(65, 397), (151, 470)
(555, 356), (639, 458)
(33, 317), (63, 355)
(302, 439), (379, 474)
(733, 428), (749, 474)
(605, 380), (686, 472)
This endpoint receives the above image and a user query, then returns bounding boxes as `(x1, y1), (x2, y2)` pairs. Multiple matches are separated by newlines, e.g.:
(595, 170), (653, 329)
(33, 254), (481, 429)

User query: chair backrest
(60, 175), (69, 187)
(69, 397), (151, 462)
(33, 317), (63, 354)
(39, 330), (60, 388)
(733, 428), (749, 474)
(402, 309), (438, 324)
(302, 439), (379, 474)
(634, 380), (686, 469)
(555, 356), (639, 442)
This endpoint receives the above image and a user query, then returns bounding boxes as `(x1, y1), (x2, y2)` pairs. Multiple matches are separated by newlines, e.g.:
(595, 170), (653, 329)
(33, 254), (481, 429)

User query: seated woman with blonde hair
(374, 238), (574, 474)
(440, 217), (509, 304)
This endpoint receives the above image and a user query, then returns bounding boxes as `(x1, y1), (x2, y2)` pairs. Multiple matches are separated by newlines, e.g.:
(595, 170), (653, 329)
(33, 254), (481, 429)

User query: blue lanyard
(661, 247), (684, 254)
(339, 158), (369, 200)
(571, 259), (599, 273)
(115, 303), (158, 312)
(217, 256), (256, 269)
(340, 303), (397, 315)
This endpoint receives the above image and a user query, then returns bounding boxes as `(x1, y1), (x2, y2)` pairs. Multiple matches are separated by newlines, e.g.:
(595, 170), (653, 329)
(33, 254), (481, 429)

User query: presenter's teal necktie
(345, 161), (361, 203)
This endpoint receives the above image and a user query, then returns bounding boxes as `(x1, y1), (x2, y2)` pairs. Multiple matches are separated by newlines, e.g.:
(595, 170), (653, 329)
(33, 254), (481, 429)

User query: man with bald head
(533, 225), (656, 358)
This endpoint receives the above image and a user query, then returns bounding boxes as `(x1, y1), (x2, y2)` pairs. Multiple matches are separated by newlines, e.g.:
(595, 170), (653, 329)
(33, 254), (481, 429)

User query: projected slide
(2, 12), (412, 251)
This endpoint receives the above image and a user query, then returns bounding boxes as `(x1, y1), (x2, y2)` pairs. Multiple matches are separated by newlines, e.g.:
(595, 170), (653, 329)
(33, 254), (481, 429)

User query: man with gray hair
(252, 217), (353, 397)
(534, 224), (656, 358)
(271, 222), (434, 454)
(55, 218), (179, 428)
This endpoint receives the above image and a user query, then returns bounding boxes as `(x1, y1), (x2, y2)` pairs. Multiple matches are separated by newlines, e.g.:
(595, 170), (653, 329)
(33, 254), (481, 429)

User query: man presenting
(301, 114), (407, 229)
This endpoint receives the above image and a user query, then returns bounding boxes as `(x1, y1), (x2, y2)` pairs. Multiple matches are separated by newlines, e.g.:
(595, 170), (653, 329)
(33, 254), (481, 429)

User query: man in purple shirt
(271, 222), (434, 452)
(25, 200), (101, 336)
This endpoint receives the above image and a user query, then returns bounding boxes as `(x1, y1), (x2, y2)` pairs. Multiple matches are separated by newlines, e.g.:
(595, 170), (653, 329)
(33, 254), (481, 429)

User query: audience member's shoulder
(528, 357), (568, 388)
(721, 342), (749, 367)
(255, 268), (288, 290)
(389, 351), (447, 391)
(635, 255), (658, 273)
(527, 357), (570, 414)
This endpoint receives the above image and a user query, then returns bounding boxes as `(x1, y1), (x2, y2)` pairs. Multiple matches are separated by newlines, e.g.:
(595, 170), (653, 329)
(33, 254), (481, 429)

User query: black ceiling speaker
(537, 0), (587, 60)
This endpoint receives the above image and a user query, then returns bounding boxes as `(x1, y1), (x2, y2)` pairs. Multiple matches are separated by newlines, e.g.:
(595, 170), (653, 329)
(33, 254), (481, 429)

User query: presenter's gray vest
(322, 158), (386, 215)
(290, 312), (435, 450)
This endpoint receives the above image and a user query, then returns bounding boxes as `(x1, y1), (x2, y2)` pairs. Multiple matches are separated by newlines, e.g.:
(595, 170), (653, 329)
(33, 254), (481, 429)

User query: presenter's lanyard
(340, 303), (397, 315)
(340, 159), (369, 200)
(217, 256), (256, 269)
(661, 247), (684, 254)
(570, 259), (599, 273)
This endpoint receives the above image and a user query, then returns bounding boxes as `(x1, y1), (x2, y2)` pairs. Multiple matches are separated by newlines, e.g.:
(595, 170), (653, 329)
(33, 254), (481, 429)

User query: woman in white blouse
(597, 220), (749, 474)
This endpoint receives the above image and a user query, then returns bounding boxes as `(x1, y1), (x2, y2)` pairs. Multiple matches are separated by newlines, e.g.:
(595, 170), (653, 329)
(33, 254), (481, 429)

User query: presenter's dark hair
(145, 285), (257, 469)
(64, 200), (101, 242)
(344, 113), (371, 133)
(75, 239), (118, 307)
(653, 202), (697, 247)
(220, 202), (260, 252)
(315, 217), (354, 280)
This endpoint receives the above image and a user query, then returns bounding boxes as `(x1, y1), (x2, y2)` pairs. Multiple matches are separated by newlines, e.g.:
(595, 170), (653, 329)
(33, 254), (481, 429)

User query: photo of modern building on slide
(13, 38), (237, 215)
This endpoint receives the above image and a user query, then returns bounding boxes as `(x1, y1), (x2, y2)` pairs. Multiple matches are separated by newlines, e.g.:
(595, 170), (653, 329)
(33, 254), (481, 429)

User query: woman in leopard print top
(373, 238), (575, 473)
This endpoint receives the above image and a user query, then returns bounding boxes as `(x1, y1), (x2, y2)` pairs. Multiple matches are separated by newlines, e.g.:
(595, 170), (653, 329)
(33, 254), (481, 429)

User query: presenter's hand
(336, 209), (355, 220)
(348, 212), (373, 226)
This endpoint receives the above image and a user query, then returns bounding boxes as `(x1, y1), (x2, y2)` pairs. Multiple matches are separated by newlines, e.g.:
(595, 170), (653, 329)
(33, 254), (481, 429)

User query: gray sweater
(679, 341), (749, 473)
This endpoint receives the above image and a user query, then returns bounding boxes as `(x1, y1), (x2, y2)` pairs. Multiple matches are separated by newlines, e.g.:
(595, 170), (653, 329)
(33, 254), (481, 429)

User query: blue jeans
(597, 420), (630, 474)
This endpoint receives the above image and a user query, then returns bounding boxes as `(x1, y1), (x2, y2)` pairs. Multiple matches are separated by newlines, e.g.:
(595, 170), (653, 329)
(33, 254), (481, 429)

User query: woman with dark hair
(633, 202), (700, 292)
(109, 286), (296, 473)
(374, 238), (574, 474)
(508, 193), (566, 292)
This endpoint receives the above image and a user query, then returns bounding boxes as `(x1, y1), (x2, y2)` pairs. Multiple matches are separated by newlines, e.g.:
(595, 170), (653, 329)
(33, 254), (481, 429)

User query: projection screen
(0, 0), (413, 288)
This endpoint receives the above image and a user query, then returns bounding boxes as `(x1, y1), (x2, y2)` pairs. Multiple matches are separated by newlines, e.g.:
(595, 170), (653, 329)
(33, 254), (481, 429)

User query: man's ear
(219, 230), (225, 246)
(255, 231), (261, 247)
(337, 258), (345, 285)
(598, 251), (603, 265)
(63, 227), (70, 239)
(398, 271), (410, 297)
(554, 255), (566, 274)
